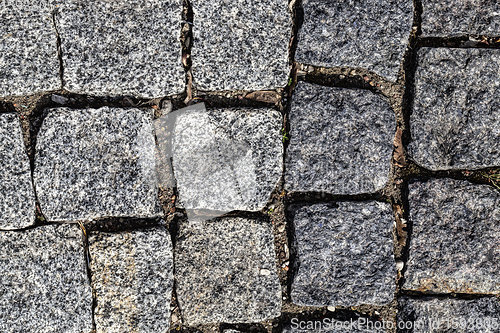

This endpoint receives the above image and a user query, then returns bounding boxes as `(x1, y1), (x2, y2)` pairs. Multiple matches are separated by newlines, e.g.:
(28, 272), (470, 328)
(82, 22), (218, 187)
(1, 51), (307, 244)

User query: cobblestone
(285, 82), (394, 195)
(290, 202), (396, 307)
(405, 178), (500, 294)
(34, 107), (161, 222)
(409, 48), (500, 170)
(0, 113), (35, 230)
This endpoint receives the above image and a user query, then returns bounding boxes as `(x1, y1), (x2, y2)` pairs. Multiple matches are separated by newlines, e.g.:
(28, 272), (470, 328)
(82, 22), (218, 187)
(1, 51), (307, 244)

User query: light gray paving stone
(290, 202), (396, 307)
(172, 107), (283, 216)
(191, 0), (291, 91)
(34, 107), (161, 222)
(421, 0), (500, 36)
(285, 82), (395, 195)
(175, 217), (282, 325)
(0, 224), (92, 333)
(398, 297), (500, 333)
(89, 226), (173, 333)
(55, 0), (184, 98)
(0, 3), (60, 96)
(0, 113), (36, 230)
(409, 48), (500, 170)
(296, 0), (413, 81)
(405, 178), (500, 294)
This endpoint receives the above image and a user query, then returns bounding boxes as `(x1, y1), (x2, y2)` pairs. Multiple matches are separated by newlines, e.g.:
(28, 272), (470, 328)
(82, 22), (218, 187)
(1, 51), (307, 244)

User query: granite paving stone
(405, 178), (500, 294)
(285, 82), (395, 195)
(0, 3), (60, 96)
(290, 202), (396, 307)
(296, 0), (413, 81)
(55, 0), (184, 98)
(0, 224), (92, 333)
(0, 113), (36, 230)
(34, 107), (161, 222)
(409, 48), (500, 170)
(175, 217), (282, 325)
(172, 107), (283, 216)
(89, 226), (173, 333)
(398, 297), (500, 332)
(421, 0), (500, 36)
(191, 0), (291, 91)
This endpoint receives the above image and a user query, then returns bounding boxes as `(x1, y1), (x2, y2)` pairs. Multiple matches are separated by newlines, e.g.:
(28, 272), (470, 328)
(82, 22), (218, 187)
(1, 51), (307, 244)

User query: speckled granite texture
(191, 0), (291, 91)
(290, 202), (396, 307)
(172, 107), (283, 216)
(34, 107), (161, 222)
(398, 297), (500, 333)
(175, 217), (282, 325)
(285, 82), (395, 195)
(0, 113), (36, 230)
(421, 0), (500, 36)
(0, 5), (60, 96)
(55, 0), (184, 98)
(405, 178), (500, 294)
(409, 48), (500, 170)
(296, 0), (413, 81)
(89, 226), (173, 333)
(0, 224), (92, 333)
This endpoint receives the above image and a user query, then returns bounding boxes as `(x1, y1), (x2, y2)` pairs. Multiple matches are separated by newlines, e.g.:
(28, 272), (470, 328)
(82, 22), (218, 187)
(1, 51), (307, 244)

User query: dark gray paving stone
(172, 107), (283, 216)
(34, 107), (161, 222)
(0, 113), (36, 230)
(191, 0), (291, 91)
(0, 224), (92, 333)
(0, 4), (60, 96)
(398, 297), (500, 332)
(285, 82), (395, 195)
(290, 202), (396, 307)
(175, 217), (281, 325)
(409, 48), (500, 170)
(296, 0), (413, 81)
(89, 226), (173, 333)
(55, 0), (184, 98)
(421, 0), (500, 36)
(405, 178), (500, 294)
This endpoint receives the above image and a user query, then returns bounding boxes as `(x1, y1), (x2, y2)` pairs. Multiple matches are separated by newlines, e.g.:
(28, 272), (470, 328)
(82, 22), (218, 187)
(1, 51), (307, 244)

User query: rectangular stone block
(0, 113), (36, 229)
(285, 82), (394, 195)
(409, 48), (500, 170)
(0, 225), (92, 332)
(174, 217), (282, 325)
(421, 0), (500, 36)
(290, 202), (396, 307)
(296, 0), (413, 81)
(405, 178), (499, 294)
(34, 107), (161, 222)
(0, 4), (60, 96)
(191, 0), (291, 91)
(55, 0), (184, 98)
(89, 226), (174, 333)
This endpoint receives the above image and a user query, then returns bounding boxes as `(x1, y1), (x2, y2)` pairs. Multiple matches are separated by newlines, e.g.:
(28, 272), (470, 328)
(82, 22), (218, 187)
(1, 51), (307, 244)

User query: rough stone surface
(296, 0), (413, 81)
(0, 4), (60, 96)
(172, 107), (283, 215)
(34, 107), (161, 222)
(0, 224), (92, 332)
(55, 0), (184, 98)
(421, 0), (500, 36)
(191, 0), (290, 91)
(0, 113), (36, 230)
(290, 202), (396, 307)
(89, 226), (173, 333)
(409, 48), (500, 170)
(285, 82), (395, 195)
(398, 297), (500, 332)
(405, 178), (500, 294)
(175, 217), (282, 325)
